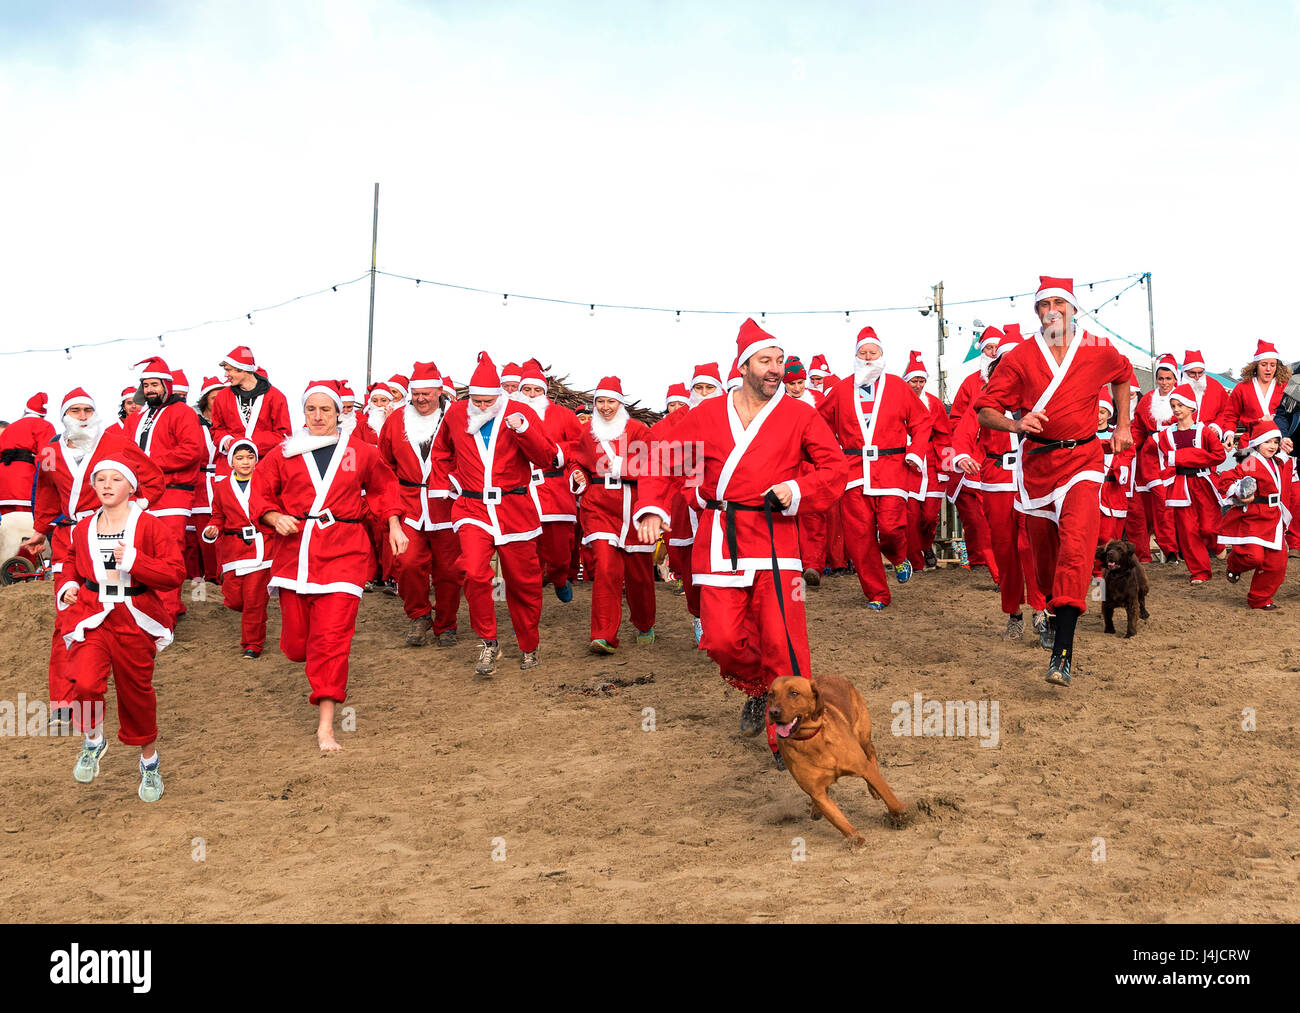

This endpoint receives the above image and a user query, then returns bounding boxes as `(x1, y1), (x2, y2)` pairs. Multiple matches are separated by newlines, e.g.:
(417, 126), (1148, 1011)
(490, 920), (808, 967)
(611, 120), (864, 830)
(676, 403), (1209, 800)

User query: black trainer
(923, 549), (938, 569)
(1046, 650), (1072, 687)
(1038, 612), (1055, 651)
(739, 695), (765, 736)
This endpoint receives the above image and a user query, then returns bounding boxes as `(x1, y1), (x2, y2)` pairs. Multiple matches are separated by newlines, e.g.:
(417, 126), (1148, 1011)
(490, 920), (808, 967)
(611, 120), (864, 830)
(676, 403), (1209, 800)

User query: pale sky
(3, 0), (1298, 424)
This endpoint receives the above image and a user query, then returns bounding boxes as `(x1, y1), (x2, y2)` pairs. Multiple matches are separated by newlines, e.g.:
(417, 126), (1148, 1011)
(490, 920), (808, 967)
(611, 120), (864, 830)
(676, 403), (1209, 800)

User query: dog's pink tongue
(775, 720), (797, 738)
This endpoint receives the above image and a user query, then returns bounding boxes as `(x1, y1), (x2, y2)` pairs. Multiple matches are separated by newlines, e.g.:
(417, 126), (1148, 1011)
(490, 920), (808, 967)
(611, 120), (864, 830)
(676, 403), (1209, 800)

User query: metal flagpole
(1144, 272), (1156, 381)
(934, 281), (947, 402)
(366, 182), (379, 388)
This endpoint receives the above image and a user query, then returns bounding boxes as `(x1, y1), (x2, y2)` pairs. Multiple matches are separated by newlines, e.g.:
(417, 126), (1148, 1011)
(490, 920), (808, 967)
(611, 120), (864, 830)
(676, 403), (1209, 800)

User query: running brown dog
(767, 674), (905, 849)
(1095, 538), (1150, 638)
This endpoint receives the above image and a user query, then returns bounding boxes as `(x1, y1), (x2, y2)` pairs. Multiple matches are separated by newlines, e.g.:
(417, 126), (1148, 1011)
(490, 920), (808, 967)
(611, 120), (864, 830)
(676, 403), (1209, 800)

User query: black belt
(0, 449), (36, 466)
(985, 450), (1020, 469)
(538, 468), (565, 478)
(458, 487), (530, 501)
(202, 466), (217, 474)
(166, 482), (195, 491)
(222, 526), (260, 543)
(1023, 433), (1097, 454)
(845, 446), (906, 460)
(1175, 466), (1204, 477)
(83, 579), (147, 598)
(704, 498), (770, 571)
(293, 511), (364, 527)
(398, 478), (426, 488)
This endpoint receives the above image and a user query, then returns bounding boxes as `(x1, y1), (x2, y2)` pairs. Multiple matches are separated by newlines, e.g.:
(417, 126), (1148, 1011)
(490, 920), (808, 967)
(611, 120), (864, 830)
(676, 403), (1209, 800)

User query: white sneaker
(73, 738), (107, 783)
(138, 759), (164, 803)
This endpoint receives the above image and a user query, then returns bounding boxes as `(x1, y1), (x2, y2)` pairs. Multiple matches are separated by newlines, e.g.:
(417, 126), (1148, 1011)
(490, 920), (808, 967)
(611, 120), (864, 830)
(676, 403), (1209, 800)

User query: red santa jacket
(1131, 389), (1175, 492)
(191, 417), (219, 519)
(1100, 430), (1136, 518)
(906, 390), (951, 502)
(948, 369), (984, 426)
(251, 429), (402, 596)
(34, 427), (165, 570)
(1220, 376), (1284, 439)
(1157, 423), (1226, 508)
(572, 413), (655, 552)
(202, 473), (275, 575)
(1195, 376), (1230, 439)
(429, 398), (559, 545)
(948, 405), (1021, 496)
(378, 403), (455, 533)
(973, 329), (1130, 524)
(209, 381), (293, 462)
(0, 413), (56, 512)
(124, 395), (205, 517)
(818, 372), (929, 498)
(346, 411), (381, 447)
(524, 398), (585, 523)
(647, 403), (702, 548)
(57, 503), (185, 652)
(634, 390), (848, 587)
(1215, 450), (1292, 550)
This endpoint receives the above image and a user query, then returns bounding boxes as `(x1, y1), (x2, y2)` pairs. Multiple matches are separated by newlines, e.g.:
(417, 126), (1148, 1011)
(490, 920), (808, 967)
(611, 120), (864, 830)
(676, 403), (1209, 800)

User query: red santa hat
(855, 326), (882, 355)
(442, 374), (456, 395)
(736, 318), (783, 366)
(500, 362), (523, 385)
(726, 358), (743, 391)
(255, 366), (268, 379)
(1034, 276), (1078, 311)
(1097, 386), (1115, 418)
(1154, 352), (1180, 380)
(171, 368), (190, 396)
(24, 393), (48, 418)
(62, 388), (96, 415)
(665, 382), (689, 407)
(133, 356), (174, 395)
(1181, 349), (1207, 372)
(408, 361), (443, 392)
(1167, 383), (1198, 411)
(302, 379), (344, 412)
(1003, 324), (1023, 342)
(690, 362), (723, 389)
(1247, 418), (1282, 448)
(519, 359), (548, 389)
(119, 386), (136, 400)
(221, 345), (256, 372)
(903, 351), (927, 382)
(337, 381), (358, 406)
(1253, 339), (1282, 363)
(783, 357), (807, 381)
(387, 374), (409, 400)
(366, 382), (391, 404)
(979, 326), (1004, 351)
(593, 376), (625, 403)
(994, 330), (1023, 358)
(808, 354), (830, 379)
(468, 352), (502, 396)
(91, 459), (138, 491)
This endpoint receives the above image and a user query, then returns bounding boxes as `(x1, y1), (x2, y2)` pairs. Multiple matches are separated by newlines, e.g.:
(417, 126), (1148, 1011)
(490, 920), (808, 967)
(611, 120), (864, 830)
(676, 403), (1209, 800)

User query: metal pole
(1144, 271), (1156, 383)
(366, 182), (379, 388)
(934, 281), (947, 402)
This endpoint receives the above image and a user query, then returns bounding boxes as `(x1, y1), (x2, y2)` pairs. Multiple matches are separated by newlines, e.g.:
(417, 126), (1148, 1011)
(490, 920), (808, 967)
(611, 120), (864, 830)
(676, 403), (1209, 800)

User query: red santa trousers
(536, 521), (575, 588)
(590, 541), (655, 645)
(824, 503), (848, 569)
(153, 514), (190, 619)
(1126, 487), (1179, 561)
(1024, 482), (1102, 614)
(1226, 545), (1287, 608)
(68, 608), (159, 746)
(1173, 482), (1222, 582)
(48, 529), (76, 710)
(984, 490), (1046, 615)
(955, 488), (998, 578)
(222, 567), (272, 652)
(457, 526), (542, 652)
(396, 528), (464, 634)
(184, 527), (220, 582)
(839, 492), (907, 605)
(279, 590), (361, 705)
(668, 544), (701, 619)
(699, 569), (810, 698)
(906, 497), (941, 569)
(799, 508), (829, 573)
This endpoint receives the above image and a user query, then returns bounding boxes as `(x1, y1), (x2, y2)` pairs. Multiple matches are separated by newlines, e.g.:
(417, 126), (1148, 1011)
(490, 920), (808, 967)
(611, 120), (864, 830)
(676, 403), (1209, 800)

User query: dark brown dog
(1096, 538), (1150, 637)
(767, 674), (905, 849)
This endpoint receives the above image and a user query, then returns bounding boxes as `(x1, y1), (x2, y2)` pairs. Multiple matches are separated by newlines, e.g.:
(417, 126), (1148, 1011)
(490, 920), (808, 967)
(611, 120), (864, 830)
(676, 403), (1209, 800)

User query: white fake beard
(807, 376), (824, 393)
(590, 405), (629, 441)
(1151, 392), (1174, 425)
(1189, 375), (1207, 396)
(688, 388), (722, 408)
(799, 390), (816, 406)
(63, 414), (101, 449)
(404, 402), (442, 446)
(466, 394), (504, 434)
(339, 410), (356, 432)
(854, 358), (884, 387)
(512, 391), (548, 419)
(367, 404), (387, 433)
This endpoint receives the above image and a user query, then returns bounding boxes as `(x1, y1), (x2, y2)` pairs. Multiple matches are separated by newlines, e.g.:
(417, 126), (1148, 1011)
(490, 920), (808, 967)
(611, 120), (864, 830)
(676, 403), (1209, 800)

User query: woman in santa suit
(1127, 353), (1180, 564)
(572, 376), (657, 653)
(1158, 384), (1227, 585)
(252, 380), (407, 751)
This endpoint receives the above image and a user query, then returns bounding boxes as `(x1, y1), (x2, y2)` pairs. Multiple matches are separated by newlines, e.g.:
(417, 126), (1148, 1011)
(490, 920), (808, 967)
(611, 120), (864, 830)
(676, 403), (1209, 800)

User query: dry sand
(0, 561), (1297, 922)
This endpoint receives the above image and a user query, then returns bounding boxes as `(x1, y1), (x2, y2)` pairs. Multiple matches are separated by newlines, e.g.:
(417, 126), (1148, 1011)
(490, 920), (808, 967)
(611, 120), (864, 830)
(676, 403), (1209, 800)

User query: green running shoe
(73, 738), (107, 783)
(636, 628), (655, 645)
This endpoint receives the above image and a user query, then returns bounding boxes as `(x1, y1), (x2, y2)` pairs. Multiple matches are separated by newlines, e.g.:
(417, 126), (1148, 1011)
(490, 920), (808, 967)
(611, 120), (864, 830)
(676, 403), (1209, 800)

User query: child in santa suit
(1215, 420), (1292, 609)
(58, 461), (184, 802)
(202, 438), (276, 658)
(1158, 384), (1226, 585)
(1097, 390), (1135, 549)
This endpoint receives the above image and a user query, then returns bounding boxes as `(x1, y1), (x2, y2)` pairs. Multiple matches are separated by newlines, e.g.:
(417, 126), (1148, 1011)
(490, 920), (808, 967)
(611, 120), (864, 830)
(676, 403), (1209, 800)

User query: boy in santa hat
(572, 376), (657, 652)
(1128, 353), (1181, 564)
(58, 460), (185, 802)
(903, 351), (951, 571)
(429, 353), (560, 676)
(1159, 384), (1227, 584)
(1215, 420), (1291, 609)
(0, 393), (55, 516)
(202, 438), (276, 657)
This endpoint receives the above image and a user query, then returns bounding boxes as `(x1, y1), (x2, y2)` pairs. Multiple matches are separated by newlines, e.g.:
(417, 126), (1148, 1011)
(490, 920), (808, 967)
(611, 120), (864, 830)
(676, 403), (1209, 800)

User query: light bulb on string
(332, 285), (337, 292)
(65, 348), (72, 360)
(415, 279), (421, 287)
(589, 304), (595, 317)
(502, 294), (509, 307)
(247, 313), (254, 325)
(675, 310), (681, 324)
(844, 311), (850, 324)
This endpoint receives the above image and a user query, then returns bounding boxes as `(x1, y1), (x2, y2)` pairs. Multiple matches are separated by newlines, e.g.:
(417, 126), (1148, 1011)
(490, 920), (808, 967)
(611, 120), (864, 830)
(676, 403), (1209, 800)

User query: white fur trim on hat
(302, 385), (343, 411)
(226, 438), (259, 467)
(1033, 286), (1079, 311)
(1249, 426), (1282, 449)
(91, 459), (138, 491)
(593, 387), (626, 403)
(738, 339), (783, 367)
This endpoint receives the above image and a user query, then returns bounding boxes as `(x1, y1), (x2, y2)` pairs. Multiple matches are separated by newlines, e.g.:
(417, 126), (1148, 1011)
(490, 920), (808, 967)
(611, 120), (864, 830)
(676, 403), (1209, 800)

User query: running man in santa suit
(378, 362), (465, 648)
(0, 393), (54, 516)
(1128, 353), (1181, 564)
(24, 389), (163, 726)
(818, 326), (930, 607)
(902, 351), (952, 571)
(253, 380), (407, 751)
(784, 358), (830, 588)
(185, 376), (226, 585)
(429, 352), (560, 677)
(124, 357), (204, 621)
(974, 276), (1132, 686)
(635, 319), (848, 740)
(209, 345), (293, 466)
